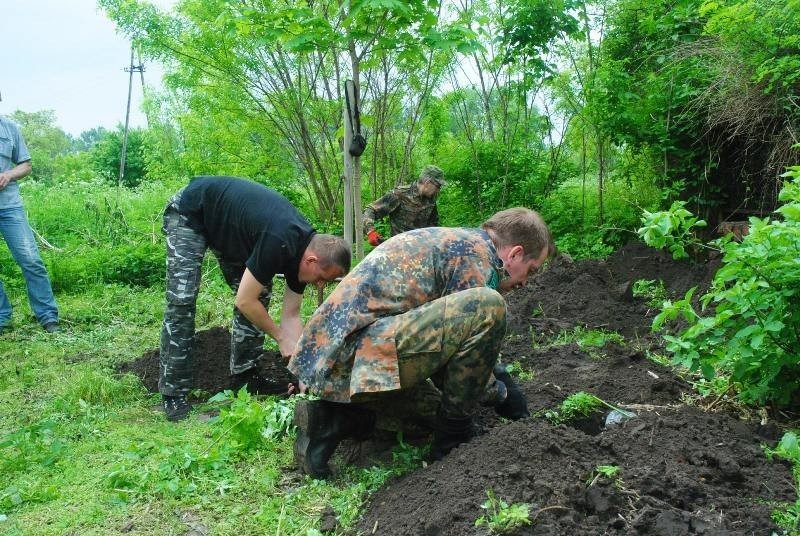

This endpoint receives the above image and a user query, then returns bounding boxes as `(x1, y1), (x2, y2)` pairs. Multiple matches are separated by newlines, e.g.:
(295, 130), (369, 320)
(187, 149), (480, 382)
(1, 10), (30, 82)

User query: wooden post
(343, 80), (364, 260)
(343, 88), (354, 254)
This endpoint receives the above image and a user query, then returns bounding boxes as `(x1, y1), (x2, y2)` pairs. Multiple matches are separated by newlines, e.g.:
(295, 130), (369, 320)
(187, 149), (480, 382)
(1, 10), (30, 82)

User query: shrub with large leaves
(653, 166), (800, 405)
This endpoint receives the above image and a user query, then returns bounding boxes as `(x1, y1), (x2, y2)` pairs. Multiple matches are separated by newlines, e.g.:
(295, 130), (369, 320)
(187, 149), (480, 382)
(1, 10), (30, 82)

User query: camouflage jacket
(363, 183), (439, 236)
(288, 227), (504, 402)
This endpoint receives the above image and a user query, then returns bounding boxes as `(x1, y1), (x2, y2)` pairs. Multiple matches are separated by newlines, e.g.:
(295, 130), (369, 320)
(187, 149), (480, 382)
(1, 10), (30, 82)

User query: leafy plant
(587, 464), (620, 486)
(506, 361), (535, 382)
(632, 279), (670, 308)
(764, 431), (800, 532)
(0, 421), (67, 474)
(652, 168), (800, 405)
(391, 433), (428, 473)
(545, 392), (633, 425)
(475, 489), (531, 534)
(637, 201), (708, 260)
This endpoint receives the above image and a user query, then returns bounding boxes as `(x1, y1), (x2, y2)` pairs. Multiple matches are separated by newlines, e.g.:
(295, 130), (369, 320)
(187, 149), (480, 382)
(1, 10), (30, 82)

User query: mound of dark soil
(358, 405), (792, 535)
(117, 327), (291, 398)
(505, 241), (719, 340)
(355, 242), (792, 535)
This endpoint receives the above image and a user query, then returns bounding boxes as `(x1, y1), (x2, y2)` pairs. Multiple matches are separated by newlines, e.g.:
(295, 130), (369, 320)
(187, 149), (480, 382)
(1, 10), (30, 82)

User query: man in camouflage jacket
(363, 165), (444, 245)
(288, 208), (554, 478)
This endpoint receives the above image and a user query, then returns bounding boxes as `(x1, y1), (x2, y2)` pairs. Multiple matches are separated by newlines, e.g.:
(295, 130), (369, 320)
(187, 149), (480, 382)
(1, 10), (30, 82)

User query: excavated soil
(121, 241), (796, 535)
(117, 327), (291, 398)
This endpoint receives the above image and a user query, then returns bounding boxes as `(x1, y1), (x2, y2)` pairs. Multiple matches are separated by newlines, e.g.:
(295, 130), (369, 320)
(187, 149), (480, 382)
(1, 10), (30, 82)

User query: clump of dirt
(117, 326), (290, 398)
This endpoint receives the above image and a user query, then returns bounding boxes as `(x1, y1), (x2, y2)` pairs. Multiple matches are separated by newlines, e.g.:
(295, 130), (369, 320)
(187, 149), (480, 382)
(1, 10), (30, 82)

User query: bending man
(160, 176), (350, 421)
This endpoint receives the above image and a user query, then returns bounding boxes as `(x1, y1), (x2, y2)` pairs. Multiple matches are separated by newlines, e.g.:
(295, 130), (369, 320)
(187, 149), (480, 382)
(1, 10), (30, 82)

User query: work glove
(367, 229), (384, 247)
(493, 364), (530, 420)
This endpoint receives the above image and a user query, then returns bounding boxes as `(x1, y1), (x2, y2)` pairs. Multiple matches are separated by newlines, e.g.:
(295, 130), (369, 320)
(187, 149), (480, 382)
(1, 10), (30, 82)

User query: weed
(644, 350), (671, 367)
(691, 376), (731, 398)
(544, 392), (634, 425)
(535, 326), (625, 359)
(764, 431), (800, 533)
(0, 420), (67, 474)
(544, 392), (604, 424)
(208, 388), (300, 445)
(475, 489), (531, 534)
(391, 433), (428, 473)
(632, 279), (670, 308)
(587, 464), (620, 487)
(506, 361), (535, 381)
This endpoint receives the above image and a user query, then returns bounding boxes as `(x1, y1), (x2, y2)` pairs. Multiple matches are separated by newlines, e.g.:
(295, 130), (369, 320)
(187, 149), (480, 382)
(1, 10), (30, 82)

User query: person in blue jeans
(0, 112), (59, 333)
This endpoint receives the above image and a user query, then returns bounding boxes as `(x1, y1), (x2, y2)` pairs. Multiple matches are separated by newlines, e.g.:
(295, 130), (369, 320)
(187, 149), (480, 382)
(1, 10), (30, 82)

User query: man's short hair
(309, 234), (352, 274)
(481, 208), (555, 261)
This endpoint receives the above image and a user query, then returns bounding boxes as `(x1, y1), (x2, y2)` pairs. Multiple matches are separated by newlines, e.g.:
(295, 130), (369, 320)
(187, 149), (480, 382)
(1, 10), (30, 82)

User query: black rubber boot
(293, 400), (375, 479)
(231, 367), (285, 395)
(163, 394), (192, 422)
(430, 410), (474, 461)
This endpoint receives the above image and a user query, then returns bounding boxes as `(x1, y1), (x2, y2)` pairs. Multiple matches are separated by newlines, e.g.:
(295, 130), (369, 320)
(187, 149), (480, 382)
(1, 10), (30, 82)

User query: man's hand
(276, 332), (297, 360)
(0, 172), (11, 189)
(493, 364), (530, 420)
(367, 229), (383, 247)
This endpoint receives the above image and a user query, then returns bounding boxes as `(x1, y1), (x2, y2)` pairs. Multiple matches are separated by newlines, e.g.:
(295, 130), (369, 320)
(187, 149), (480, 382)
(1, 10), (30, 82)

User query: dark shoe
(43, 322), (59, 333)
(0, 325), (8, 335)
(293, 400), (375, 479)
(163, 394), (192, 422)
(232, 367), (285, 395)
(493, 364), (530, 420)
(430, 410), (474, 461)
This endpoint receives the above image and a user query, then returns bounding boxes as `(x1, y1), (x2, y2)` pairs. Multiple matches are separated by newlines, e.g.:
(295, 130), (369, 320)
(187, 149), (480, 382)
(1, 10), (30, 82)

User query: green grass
(532, 326), (625, 360)
(0, 180), (417, 535)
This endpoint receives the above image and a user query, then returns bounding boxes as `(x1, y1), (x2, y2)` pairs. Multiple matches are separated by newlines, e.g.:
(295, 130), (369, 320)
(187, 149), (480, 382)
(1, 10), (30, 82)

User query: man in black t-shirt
(159, 176), (351, 421)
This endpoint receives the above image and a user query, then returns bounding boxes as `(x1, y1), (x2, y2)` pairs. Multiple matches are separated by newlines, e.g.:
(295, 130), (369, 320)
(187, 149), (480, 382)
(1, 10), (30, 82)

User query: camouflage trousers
(353, 287), (507, 423)
(159, 190), (272, 396)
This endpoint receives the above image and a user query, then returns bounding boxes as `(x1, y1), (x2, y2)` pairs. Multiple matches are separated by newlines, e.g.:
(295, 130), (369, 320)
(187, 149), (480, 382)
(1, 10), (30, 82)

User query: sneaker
(43, 322), (59, 333)
(163, 394), (192, 422)
(232, 367), (285, 395)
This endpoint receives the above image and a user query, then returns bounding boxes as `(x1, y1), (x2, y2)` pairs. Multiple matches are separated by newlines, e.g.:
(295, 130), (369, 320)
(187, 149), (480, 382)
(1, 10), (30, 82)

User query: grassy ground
(0, 180), (420, 535)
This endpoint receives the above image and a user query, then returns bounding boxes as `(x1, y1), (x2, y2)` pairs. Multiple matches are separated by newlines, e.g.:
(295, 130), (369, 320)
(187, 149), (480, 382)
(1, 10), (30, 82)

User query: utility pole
(119, 45), (145, 187)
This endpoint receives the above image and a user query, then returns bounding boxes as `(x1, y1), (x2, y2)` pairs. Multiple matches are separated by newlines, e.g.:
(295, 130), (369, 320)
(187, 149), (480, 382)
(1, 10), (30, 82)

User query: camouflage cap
(419, 165), (445, 187)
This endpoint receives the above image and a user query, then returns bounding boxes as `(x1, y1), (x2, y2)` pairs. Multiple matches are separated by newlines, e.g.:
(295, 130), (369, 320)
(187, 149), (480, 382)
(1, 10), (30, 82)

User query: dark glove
(367, 229), (384, 247)
(493, 364), (530, 420)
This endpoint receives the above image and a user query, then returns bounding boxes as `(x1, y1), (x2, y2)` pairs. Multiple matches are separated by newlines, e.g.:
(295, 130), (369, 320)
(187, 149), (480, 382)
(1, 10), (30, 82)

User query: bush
(653, 166), (800, 405)
(539, 174), (660, 259)
(47, 242), (163, 292)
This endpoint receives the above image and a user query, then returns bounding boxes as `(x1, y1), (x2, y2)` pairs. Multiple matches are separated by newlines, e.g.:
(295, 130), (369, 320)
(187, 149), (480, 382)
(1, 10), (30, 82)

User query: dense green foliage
(652, 167), (800, 405)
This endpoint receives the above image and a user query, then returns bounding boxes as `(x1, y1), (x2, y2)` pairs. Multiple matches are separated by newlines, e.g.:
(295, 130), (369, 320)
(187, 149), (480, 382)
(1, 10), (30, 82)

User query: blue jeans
(0, 205), (58, 327)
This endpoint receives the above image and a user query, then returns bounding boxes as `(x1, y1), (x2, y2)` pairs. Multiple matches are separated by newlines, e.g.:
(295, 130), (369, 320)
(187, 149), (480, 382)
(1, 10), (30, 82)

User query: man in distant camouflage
(363, 165), (444, 246)
(289, 208), (554, 478)
(159, 176), (351, 421)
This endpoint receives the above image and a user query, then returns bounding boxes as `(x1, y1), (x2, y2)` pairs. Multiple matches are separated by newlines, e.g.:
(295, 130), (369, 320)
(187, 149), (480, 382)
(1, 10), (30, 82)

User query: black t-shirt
(178, 176), (314, 293)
